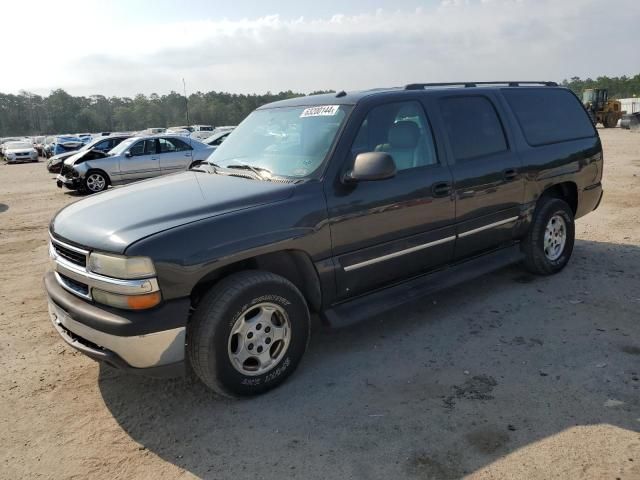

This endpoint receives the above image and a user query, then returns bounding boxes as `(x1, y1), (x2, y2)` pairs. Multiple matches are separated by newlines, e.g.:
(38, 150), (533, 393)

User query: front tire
(188, 271), (310, 397)
(522, 197), (575, 275)
(84, 171), (108, 193)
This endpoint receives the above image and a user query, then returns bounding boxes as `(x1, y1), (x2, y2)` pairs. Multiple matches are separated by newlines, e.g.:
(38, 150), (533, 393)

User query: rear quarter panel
(495, 88), (603, 227)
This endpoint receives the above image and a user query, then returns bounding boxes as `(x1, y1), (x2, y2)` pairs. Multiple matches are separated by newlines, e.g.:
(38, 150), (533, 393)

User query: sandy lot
(0, 129), (639, 480)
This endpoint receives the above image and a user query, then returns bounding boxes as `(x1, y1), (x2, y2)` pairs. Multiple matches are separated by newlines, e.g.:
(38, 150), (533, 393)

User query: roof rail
(404, 81), (558, 90)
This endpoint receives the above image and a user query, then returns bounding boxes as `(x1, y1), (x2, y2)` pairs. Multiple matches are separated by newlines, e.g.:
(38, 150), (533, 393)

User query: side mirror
(343, 152), (396, 183)
(124, 150), (132, 158)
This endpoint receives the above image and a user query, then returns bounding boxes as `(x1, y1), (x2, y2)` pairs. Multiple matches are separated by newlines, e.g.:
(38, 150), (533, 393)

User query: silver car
(56, 135), (214, 194)
(3, 141), (39, 163)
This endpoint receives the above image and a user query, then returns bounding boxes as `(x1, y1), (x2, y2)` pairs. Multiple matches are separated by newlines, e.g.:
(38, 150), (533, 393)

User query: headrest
(388, 121), (420, 149)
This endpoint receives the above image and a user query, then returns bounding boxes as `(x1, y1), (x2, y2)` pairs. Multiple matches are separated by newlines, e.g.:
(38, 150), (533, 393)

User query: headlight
(87, 252), (156, 279)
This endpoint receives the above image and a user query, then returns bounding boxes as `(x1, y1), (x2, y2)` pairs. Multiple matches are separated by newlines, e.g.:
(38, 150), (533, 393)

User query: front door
(119, 139), (160, 182)
(325, 100), (456, 299)
(433, 93), (524, 259)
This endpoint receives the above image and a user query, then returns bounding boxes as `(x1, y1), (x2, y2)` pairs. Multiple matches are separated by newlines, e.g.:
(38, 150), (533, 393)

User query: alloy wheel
(227, 302), (291, 376)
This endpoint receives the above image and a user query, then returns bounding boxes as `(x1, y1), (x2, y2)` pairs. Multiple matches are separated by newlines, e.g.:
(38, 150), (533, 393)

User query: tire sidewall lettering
(219, 286), (303, 391)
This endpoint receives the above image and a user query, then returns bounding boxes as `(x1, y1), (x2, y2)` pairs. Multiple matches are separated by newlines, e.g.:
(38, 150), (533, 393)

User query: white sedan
(4, 141), (39, 163)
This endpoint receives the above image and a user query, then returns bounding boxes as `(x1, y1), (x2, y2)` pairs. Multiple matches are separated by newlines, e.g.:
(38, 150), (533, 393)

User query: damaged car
(56, 134), (213, 193)
(47, 134), (130, 173)
(50, 136), (85, 158)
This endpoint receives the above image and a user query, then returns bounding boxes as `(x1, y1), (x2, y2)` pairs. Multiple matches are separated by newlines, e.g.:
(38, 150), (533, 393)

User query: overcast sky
(2, 0), (639, 97)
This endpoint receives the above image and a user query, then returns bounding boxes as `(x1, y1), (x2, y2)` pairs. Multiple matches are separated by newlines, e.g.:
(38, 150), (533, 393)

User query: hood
(63, 149), (107, 166)
(52, 150), (78, 163)
(6, 148), (35, 154)
(51, 171), (295, 253)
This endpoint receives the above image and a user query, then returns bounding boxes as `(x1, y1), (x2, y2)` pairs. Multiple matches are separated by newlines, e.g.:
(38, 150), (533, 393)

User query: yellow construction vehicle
(582, 88), (622, 128)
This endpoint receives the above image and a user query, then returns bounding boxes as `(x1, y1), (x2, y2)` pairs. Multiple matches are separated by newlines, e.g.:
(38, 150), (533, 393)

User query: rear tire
(188, 270), (310, 397)
(522, 197), (575, 275)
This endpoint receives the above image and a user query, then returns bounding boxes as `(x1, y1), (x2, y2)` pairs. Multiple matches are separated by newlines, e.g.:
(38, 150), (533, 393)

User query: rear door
(325, 99), (456, 299)
(158, 137), (194, 173)
(118, 139), (160, 182)
(435, 92), (524, 259)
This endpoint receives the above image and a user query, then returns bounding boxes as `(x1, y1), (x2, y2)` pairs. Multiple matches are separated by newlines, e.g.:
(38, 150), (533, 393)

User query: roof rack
(404, 81), (558, 90)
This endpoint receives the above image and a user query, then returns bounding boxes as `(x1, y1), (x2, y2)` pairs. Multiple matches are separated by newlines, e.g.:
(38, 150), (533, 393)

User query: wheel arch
(189, 249), (322, 313)
(85, 168), (111, 186)
(540, 181), (578, 215)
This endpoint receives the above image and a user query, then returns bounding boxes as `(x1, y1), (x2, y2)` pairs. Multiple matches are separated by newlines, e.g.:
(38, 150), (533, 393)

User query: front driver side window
(129, 139), (156, 156)
(351, 101), (438, 171)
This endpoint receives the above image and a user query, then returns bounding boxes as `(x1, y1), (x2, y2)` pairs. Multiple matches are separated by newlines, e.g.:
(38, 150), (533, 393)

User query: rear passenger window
(439, 96), (507, 161)
(351, 101), (438, 171)
(502, 88), (595, 146)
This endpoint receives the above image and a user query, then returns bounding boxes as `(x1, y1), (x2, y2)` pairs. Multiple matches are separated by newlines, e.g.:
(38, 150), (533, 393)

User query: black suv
(45, 82), (603, 396)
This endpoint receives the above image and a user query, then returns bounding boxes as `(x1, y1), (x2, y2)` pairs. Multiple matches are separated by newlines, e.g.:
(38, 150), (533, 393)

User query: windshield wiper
(226, 160), (272, 180)
(190, 162), (219, 174)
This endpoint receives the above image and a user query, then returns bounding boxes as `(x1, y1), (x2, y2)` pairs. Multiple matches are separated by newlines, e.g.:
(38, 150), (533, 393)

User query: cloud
(3, 0), (639, 96)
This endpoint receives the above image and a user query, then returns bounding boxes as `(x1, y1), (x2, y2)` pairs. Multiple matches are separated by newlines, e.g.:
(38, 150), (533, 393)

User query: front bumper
(576, 182), (604, 219)
(6, 156), (35, 163)
(47, 161), (63, 173)
(56, 173), (82, 190)
(44, 271), (189, 377)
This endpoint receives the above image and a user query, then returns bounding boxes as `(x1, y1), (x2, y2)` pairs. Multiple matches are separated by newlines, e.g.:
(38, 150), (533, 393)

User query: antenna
(183, 78), (191, 127)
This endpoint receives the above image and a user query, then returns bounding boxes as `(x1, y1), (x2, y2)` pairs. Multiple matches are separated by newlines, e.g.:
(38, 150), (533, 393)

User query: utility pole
(183, 78), (190, 127)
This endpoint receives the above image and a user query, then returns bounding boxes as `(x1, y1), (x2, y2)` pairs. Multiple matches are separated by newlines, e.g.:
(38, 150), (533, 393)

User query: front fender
(124, 182), (331, 300)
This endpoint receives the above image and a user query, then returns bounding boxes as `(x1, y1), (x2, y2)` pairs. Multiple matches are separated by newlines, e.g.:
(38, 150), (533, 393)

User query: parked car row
(55, 133), (215, 193)
(4, 126), (237, 186)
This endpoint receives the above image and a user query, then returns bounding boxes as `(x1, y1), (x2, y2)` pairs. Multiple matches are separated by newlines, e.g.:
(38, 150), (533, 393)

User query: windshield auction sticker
(300, 105), (340, 118)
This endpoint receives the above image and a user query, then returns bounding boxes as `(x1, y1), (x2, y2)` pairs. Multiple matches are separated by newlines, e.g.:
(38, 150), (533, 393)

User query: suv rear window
(439, 96), (507, 161)
(502, 88), (595, 146)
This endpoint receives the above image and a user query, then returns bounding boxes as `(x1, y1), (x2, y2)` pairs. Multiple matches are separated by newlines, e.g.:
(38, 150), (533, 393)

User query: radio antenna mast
(183, 78), (190, 126)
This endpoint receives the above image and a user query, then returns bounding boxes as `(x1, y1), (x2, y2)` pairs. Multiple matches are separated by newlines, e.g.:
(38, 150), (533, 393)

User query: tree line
(1, 74), (638, 137)
(561, 74), (640, 99)
(0, 89), (331, 137)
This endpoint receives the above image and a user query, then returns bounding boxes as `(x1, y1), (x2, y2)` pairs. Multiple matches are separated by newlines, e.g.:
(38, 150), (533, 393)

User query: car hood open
(63, 149), (108, 166)
(51, 171), (295, 253)
(52, 150), (80, 163)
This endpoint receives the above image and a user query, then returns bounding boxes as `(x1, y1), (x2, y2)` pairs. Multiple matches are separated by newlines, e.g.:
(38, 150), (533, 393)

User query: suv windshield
(207, 105), (349, 178)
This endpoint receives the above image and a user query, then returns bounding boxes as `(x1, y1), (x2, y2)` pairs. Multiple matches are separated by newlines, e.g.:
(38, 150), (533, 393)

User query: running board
(322, 244), (524, 328)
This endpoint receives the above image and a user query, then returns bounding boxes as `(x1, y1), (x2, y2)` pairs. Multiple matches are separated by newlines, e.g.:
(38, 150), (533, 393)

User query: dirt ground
(0, 129), (639, 480)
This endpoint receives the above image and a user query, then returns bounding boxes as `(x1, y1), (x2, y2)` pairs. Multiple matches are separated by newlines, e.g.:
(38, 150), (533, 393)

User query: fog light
(92, 289), (161, 310)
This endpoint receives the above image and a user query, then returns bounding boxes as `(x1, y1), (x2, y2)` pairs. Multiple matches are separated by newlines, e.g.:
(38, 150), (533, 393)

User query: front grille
(58, 273), (89, 297)
(53, 242), (87, 267)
